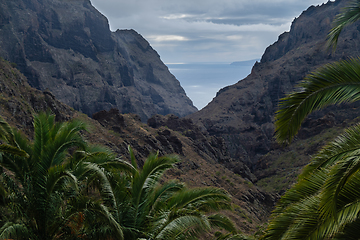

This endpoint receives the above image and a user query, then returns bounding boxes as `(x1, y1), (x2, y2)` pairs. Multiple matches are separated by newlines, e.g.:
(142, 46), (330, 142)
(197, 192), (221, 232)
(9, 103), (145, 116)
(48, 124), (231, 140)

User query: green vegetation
(262, 1), (360, 239)
(0, 112), (245, 239)
(0, 112), (133, 239)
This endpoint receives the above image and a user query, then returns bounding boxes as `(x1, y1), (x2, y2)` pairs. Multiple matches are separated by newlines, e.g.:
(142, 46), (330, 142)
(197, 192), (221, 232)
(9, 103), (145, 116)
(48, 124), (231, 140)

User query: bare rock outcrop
(0, 0), (197, 121)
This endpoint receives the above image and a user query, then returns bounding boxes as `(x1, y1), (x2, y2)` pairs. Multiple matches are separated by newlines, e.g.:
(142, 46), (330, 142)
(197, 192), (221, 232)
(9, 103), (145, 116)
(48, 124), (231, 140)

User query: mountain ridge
(0, 0), (197, 121)
(2, 0), (360, 234)
(0, 56), (278, 234)
(189, 0), (360, 182)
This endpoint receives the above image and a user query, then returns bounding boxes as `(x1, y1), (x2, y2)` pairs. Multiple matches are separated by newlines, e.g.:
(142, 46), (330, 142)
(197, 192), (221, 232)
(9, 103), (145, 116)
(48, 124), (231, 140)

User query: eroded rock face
(0, 0), (197, 121)
(0, 59), (275, 230)
(190, 0), (360, 168)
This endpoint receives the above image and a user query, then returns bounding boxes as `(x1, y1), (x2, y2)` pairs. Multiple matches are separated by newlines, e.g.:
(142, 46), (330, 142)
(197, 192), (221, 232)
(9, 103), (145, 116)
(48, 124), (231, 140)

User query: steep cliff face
(0, 0), (197, 121)
(189, 0), (360, 169)
(0, 57), (278, 233)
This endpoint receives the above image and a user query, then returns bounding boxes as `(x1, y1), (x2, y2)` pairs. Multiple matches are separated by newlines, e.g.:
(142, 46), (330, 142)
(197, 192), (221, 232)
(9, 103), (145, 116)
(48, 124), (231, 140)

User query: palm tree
(262, 124), (360, 239)
(0, 113), (242, 239)
(262, 0), (360, 239)
(0, 113), (131, 239)
(0, 112), (88, 239)
(94, 146), (239, 240)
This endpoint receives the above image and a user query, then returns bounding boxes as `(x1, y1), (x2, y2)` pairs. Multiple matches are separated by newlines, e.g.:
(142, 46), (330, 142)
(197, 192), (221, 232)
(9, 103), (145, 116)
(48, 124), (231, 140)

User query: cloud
(91, 0), (330, 63)
(148, 35), (190, 42)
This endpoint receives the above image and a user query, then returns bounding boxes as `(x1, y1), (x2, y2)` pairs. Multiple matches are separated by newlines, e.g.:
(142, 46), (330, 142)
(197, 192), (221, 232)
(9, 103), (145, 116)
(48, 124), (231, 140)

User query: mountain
(3, 0), (360, 235)
(0, 56), (279, 235)
(189, 0), (360, 188)
(0, 0), (197, 121)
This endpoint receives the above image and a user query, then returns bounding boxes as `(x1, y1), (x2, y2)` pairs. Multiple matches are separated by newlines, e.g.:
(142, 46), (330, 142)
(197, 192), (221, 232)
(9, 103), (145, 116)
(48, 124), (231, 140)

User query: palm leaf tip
(0, 144), (29, 158)
(327, 0), (360, 51)
(208, 213), (237, 233)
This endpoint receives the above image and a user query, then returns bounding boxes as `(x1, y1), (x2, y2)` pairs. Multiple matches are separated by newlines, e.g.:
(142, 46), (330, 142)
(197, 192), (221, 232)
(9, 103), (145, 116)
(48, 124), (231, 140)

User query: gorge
(0, 0), (359, 235)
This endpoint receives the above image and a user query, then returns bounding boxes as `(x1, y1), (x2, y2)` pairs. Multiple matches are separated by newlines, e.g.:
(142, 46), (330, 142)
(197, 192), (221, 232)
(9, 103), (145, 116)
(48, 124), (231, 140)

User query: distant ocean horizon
(167, 59), (259, 110)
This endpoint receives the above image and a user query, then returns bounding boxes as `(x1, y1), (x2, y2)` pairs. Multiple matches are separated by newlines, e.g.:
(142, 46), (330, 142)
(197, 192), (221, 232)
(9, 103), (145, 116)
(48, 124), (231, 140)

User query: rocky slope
(3, 0), (360, 233)
(0, 57), (276, 235)
(189, 0), (360, 187)
(0, 0), (197, 121)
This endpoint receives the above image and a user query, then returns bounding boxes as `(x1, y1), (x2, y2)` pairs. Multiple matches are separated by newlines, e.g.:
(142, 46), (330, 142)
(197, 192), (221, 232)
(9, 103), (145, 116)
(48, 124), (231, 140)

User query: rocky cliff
(189, 0), (360, 180)
(1, 0), (353, 231)
(0, 57), (278, 234)
(0, 0), (197, 121)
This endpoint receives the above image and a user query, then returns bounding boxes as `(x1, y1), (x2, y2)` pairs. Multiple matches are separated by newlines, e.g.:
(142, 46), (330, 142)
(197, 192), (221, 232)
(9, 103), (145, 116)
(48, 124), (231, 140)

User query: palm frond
(333, 218), (360, 240)
(0, 115), (16, 145)
(275, 57), (360, 144)
(81, 162), (117, 209)
(208, 213), (237, 233)
(275, 168), (327, 211)
(319, 152), (360, 220)
(168, 187), (231, 212)
(46, 164), (78, 195)
(87, 201), (124, 240)
(0, 222), (30, 240)
(0, 144), (29, 158)
(154, 214), (211, 240)
(301, 123), (360, 177)
(149, 180), (185, 215)
(128, 145), (139, 169)
(79, 149), (135, 175)
(327, 0), (360, 50)
(46, 120), (86, 168)
(131, 153), (180, 228)
(68, 195), (124, 240)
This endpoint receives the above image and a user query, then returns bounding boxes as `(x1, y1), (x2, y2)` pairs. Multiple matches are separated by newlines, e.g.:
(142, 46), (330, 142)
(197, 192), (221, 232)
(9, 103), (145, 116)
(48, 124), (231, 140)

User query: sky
(90, 0), (332, 64)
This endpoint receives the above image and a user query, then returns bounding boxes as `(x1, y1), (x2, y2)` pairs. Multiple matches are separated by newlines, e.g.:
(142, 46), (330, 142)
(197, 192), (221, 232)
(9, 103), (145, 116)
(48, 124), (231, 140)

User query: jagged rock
(0, 0), (197, 121)
(156, 129), (183, 155)
(297, 113), (336, 139)
(0, 57), (75, 130)
(148, 114), (198, 133)
(147, 114), (232, 163)
(92, 108), (126, 133)
(0, 57), (286, 231)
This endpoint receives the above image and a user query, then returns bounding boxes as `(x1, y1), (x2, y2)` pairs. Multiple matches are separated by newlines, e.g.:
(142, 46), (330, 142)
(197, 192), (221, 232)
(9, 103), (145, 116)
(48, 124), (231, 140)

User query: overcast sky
(90, 0), (331, 64)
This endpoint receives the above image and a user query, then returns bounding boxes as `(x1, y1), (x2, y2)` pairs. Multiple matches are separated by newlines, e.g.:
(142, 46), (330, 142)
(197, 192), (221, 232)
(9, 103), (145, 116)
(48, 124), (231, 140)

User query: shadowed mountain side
(0, 0), (197, 121)
(0, 57), (278, 235)
(189, 0), (360, 180)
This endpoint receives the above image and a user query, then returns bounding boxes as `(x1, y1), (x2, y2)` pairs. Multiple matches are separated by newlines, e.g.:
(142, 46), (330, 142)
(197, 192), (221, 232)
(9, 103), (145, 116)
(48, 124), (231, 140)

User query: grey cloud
(90, 0), (330, 63)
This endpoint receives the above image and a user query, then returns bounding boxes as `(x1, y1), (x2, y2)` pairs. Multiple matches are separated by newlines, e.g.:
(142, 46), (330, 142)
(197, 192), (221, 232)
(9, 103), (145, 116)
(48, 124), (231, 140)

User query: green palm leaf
(131, 152), (180, 229)
(96, 147), (237, 240)
(0, 144), (29, 158)
(154, 214), (211, 240)
(328, 0), (360, 50)
(263, 125), (360, 240)
(167, 187), (231, 212)
(0, 222), (30, 240)
(333, 218), (360, 240)
(208, 213), (237, 233)
(265, 1), (360, 239)
(301, 123), (360, 177)
(149, 180), (185, 216)
(275, 57), (360, 144)
(0, 115), (17, 146)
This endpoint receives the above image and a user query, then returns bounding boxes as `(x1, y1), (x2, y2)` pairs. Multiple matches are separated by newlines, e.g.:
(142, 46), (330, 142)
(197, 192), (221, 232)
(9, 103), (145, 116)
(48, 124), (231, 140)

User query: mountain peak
(0, 0), (197, 121)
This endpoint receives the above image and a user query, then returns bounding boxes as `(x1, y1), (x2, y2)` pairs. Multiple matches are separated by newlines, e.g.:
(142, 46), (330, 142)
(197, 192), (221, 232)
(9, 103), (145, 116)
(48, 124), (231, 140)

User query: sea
(166, 59), (258, 110)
